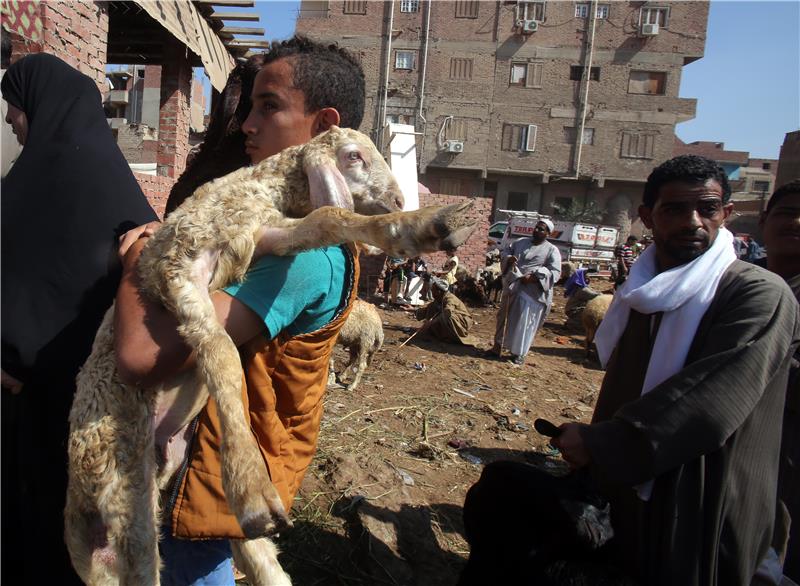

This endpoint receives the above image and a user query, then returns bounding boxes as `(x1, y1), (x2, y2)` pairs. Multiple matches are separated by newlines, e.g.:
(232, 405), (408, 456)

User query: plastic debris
(396, 469), (415, 486)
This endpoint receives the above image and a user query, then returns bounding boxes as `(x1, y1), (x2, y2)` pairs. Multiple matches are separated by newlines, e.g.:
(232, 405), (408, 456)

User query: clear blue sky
(677, 1), (800, 159)
(206, 0), (800, 159)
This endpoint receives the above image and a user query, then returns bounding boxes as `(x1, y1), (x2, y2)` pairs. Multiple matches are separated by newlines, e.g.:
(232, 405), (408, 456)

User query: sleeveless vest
(170, 245), (359, 539)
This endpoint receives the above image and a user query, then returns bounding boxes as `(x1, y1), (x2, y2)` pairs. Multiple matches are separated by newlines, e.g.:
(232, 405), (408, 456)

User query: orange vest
(170, 245), (359, 539)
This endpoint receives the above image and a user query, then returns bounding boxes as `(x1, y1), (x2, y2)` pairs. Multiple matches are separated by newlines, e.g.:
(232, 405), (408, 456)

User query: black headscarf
(1, 53), (157, 385)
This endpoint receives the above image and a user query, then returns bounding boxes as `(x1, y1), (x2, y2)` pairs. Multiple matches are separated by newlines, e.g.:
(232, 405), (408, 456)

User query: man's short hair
(626, 235), (638, 243)
(642, 155), (731, 208)
(765, 179), (800, 214)
(265, 35), (365, 129)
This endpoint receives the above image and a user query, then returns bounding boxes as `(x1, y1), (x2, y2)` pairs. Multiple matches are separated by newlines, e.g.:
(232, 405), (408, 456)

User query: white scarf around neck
(594, 227), (736, 500)
(596, 226), (736, 393)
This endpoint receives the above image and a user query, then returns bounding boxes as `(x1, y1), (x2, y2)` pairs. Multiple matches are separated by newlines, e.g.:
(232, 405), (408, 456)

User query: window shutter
(525, 124), (537, 151)
(526, 62), (543, 88)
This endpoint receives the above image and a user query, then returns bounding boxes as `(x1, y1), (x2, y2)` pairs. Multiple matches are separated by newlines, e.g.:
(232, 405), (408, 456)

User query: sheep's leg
(170, 252), (289, 538)
(268, 202), (477, 258)
(231, 537), (292, 586)
(345, 349), (368, 392)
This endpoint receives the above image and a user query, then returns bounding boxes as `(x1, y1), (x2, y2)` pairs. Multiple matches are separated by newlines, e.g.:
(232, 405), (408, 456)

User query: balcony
(106, 90), (129, 106)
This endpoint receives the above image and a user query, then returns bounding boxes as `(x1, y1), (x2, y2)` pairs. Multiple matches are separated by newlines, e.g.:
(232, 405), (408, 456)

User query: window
(620, 131), (656, 159)
(640, 6), (669, 27)
(450, 58), (473, 80)
(444, 118), (468, 141)
(563, 126), (595, 145)
(507, 192), (529, 210)
(343, 0), (367, 14)
(386, 113), (412, 125)
(517, 1), (545, 22)
(628, 70), (666, 95)
(484, 181), (498, 199)
(501, 123), (537, 152)
(570, 65), (600, 81)
(455, 0), (479, 18)
(762, 162), (772, 170)
(439, 178), (461, 195)
(400, 0), (419, 12)
(510, 62), (543, 88)
(575, 3), (609, 18)
(395, 50), (416, 70)
(753, 180), (771, 192)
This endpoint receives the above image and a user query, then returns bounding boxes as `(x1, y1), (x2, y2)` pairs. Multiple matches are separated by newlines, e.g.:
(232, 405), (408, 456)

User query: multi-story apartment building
(297, 0), (708, 228)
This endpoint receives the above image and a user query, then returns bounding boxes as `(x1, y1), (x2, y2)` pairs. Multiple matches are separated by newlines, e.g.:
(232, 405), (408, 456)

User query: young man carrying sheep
(552, 156), (800, 585)
(115, 36), (367, 585)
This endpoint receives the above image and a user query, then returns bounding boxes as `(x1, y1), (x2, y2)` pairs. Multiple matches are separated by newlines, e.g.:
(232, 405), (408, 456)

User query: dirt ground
(268, 284), (609, 586)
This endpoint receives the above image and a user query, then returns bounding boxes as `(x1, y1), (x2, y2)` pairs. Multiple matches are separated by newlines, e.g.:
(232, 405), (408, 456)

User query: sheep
(330, 299), (384, 391)
(564, 286), (601, 328)
(65, 125), (477, 586)
(459, 461), (635, 586)
(582, 294), (614, 357)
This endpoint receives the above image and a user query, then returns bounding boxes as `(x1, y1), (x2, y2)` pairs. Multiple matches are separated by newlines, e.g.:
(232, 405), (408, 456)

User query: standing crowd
(2, 35), (799, 586)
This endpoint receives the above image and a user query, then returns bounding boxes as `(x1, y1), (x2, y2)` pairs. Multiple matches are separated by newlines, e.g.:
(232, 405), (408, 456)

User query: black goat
(459, 461), (636, 586)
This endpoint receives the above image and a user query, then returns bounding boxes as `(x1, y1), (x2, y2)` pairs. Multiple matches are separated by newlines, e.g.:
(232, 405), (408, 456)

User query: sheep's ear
(304, 156), (354, 210)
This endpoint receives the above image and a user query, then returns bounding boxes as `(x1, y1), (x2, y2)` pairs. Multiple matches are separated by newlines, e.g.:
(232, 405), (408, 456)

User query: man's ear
(722, 202), (734, 223)
(638, 204), (654, 229)
(313, 107), (341, 135)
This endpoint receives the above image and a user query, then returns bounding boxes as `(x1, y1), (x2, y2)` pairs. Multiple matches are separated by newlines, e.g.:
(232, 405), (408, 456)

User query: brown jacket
(170, 245), (359, 539)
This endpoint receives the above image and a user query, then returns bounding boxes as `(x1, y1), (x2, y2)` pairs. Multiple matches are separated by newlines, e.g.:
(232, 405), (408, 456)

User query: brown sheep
(582, 294), (614, 357)
(65, 126), (477, 585)
(330, 299), (384, 391)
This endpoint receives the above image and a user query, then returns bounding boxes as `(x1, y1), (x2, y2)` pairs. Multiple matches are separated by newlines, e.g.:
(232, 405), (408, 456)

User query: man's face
(639, 179), (733, 270)
(761, 192), (800, 259)
(532, 222), (550, 243)
(5, 102), (28, 145)
(241, 58), (320, 164)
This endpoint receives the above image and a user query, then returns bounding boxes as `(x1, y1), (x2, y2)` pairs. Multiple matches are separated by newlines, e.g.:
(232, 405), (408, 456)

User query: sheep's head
(303, 126), (405, 216)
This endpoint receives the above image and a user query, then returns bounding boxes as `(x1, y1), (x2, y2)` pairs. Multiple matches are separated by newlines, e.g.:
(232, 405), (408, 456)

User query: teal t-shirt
(223, 245), (351, 338)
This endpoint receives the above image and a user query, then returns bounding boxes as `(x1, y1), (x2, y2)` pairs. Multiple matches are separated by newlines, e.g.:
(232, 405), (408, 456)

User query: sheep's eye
(348, 151), (361, 162)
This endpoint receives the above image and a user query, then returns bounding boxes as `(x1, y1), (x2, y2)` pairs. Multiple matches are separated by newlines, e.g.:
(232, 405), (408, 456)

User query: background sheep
(66, 126), (477, 585)
(582, 294), (614, 357)
(330, 299), (384, 391)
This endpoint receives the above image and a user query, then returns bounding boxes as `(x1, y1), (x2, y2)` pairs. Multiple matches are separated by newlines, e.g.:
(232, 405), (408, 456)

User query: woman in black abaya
(1, 53), (157, 583)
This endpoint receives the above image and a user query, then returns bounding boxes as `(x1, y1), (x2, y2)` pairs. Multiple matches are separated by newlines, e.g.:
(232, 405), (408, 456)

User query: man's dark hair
(765, 179), (800, 214)
(265, 35), (365, 129)
(626, 235), (638, 243)
(642, 155), (731, 208)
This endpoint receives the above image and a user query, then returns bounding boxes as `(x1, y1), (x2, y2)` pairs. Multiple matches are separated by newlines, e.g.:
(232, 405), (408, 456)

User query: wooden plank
(210, 11), (260, 21)
(196, 0), (255, 7)
(223, 39), (270, 49)
(219, 26), (265, 35)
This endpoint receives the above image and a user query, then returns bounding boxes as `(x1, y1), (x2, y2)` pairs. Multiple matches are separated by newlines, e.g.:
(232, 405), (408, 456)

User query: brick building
(777, 130), (800, 188)
(2, 0), (266, 217)
(297, 0), (709, 255)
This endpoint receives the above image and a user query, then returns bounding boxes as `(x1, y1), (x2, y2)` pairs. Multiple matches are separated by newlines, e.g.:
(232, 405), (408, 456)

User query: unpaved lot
(270, 286), (608, 586)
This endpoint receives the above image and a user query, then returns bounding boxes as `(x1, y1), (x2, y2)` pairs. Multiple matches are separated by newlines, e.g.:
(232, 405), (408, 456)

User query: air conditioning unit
(444, 140), (465, 153)
(640, 23), (659, 36)
(521, 19), (539, 33)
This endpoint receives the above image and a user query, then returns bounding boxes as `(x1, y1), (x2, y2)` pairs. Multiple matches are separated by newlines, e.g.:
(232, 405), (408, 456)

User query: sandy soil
(266, 286), (608, 586)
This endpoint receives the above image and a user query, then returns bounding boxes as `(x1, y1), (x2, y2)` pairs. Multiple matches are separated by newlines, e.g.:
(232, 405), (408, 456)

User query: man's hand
(507, 255), (518, 264)
(1, 369), (23, 394)
(118, 221), (161, 261)
(521, 273), (535, 284)
(551, 423), (591, 469)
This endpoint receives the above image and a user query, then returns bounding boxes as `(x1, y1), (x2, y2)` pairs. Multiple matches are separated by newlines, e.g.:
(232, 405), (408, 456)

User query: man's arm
(114, 237), (266, 387)
(557, 272), (800, 483)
